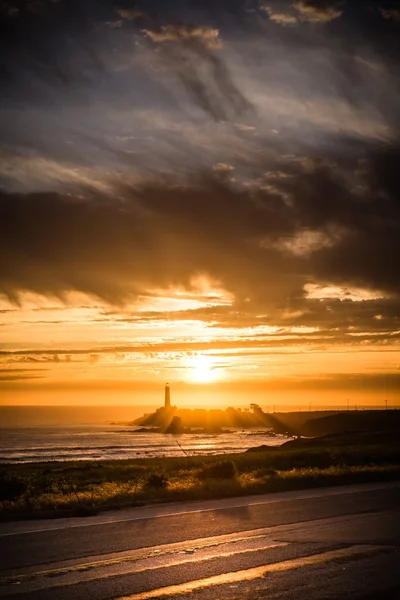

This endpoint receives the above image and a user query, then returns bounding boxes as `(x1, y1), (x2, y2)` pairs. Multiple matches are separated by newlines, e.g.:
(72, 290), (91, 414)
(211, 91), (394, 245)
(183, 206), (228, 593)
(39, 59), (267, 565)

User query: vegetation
(1, 438), (400, 521)
(199, 460), (238, 480)
(146, 473), (169, 489)
(0, 473), (28, 502)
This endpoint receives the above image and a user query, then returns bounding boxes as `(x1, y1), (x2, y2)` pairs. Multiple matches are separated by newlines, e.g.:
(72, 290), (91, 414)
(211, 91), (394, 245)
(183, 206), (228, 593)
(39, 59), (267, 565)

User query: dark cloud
(0, 1), (251, 123)
(1, 141), (400, 315)
(379, 6), (400, 22)
(0, 0), (399, 356)
(143, 21), (252, 121)
(97, 294), (400, 343)
(0, 0), (109, 88)
(116, 7), (142, 21)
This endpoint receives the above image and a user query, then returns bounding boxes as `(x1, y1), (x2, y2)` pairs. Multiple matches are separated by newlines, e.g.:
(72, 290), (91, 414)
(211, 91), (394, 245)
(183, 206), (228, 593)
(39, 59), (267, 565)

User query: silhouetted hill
(280, 428), (400, 450)
(299, 410), (400, 437)
(132, 407), (400, 438)
(264, 411), (338, 435)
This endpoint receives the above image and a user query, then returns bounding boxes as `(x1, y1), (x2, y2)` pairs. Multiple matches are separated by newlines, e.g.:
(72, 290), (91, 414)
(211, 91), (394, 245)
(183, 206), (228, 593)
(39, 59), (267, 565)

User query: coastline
(2, 434), (400, 522)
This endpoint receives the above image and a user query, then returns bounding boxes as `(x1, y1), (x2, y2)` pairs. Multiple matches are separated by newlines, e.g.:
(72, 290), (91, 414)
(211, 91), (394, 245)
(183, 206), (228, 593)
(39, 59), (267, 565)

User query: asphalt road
(0, 481), (399, 600)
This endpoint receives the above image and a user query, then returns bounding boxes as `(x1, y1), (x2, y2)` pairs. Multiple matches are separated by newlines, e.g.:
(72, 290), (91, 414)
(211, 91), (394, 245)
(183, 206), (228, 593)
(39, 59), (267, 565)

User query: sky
(1, 0), (399, 408)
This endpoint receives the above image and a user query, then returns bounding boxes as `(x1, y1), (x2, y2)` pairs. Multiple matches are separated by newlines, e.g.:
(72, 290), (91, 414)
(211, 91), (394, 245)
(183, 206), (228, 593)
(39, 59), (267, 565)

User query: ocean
(0, 406), (288, 464)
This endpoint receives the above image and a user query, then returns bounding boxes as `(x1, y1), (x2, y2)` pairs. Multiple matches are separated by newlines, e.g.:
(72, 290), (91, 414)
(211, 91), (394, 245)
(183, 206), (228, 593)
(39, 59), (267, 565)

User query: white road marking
(116, 545), (391, 600)
(0, 527), (286, 585)
(0, 539), (288, 593)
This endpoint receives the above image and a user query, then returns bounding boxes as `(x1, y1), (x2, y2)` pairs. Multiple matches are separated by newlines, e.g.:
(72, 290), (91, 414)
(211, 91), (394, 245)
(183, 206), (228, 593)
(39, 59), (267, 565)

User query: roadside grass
(1, 445), (400, 519)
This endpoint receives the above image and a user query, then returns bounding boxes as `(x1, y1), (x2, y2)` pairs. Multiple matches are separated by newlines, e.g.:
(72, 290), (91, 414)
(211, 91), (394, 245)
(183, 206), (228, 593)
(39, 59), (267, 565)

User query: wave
(0, 426), (287, 464)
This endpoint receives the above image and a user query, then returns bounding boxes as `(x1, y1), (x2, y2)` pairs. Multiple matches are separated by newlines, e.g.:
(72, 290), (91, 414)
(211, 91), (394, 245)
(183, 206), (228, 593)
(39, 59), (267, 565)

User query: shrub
(0, 473), (28, 502)
(263, 468), (278, 478)
(146, 473), (168, 489)
(199, 460), (238, 480)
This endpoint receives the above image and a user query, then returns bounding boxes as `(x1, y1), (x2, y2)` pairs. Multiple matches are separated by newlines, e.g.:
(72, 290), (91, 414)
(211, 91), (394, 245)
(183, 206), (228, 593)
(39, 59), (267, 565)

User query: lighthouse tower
(164, 382), (171, 408)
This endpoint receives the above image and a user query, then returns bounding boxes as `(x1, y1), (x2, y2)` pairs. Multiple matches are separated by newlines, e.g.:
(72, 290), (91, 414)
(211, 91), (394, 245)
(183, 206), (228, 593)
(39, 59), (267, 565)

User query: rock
(165, 416), (184, 434)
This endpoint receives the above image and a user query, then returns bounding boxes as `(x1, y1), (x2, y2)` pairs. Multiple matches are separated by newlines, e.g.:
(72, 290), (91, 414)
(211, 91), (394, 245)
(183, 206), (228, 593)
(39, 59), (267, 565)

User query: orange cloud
(292, 0), (343, 23)
(143, 23), (222, 49)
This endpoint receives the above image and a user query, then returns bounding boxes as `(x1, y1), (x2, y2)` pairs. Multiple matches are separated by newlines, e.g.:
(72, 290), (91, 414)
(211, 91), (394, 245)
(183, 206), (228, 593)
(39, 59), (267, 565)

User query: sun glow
(187, 355), (218, 383)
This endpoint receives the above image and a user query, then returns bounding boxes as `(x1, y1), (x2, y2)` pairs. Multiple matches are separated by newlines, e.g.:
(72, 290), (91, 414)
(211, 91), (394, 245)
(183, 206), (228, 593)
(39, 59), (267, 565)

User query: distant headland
(131, 383), (400, 437)
(132, 383), (287, 434)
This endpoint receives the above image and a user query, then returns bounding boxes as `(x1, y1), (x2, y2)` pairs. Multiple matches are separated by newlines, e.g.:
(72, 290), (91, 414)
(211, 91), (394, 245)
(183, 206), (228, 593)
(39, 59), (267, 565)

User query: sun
(187, 355), (218, 383)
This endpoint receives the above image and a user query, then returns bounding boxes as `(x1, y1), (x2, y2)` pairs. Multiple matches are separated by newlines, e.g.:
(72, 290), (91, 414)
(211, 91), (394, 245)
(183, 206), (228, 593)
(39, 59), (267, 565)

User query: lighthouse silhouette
(164, 382), (171, 408)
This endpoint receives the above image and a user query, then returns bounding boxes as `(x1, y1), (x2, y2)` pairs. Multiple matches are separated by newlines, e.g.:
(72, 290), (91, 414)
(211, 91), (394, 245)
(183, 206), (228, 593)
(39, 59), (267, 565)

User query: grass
(1, 443), (400, 520)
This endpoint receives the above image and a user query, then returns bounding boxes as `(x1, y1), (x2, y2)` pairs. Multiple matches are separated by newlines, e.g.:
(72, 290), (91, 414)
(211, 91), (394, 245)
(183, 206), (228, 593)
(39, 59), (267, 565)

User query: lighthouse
(164, 382), (171, 408)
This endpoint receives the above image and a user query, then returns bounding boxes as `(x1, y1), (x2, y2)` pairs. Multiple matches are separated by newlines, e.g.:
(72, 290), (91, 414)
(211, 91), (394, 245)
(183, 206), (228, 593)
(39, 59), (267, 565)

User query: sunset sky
(1, 0), (399, 408)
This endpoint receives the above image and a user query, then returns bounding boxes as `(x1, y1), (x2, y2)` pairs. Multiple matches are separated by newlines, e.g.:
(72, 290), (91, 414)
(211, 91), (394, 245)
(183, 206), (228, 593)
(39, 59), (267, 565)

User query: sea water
(0, 406), (288, 464)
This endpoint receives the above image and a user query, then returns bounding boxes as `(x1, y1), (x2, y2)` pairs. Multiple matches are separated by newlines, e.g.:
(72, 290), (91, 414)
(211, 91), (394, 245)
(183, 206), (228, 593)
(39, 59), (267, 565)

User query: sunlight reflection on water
(0, 425), (289, 463)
